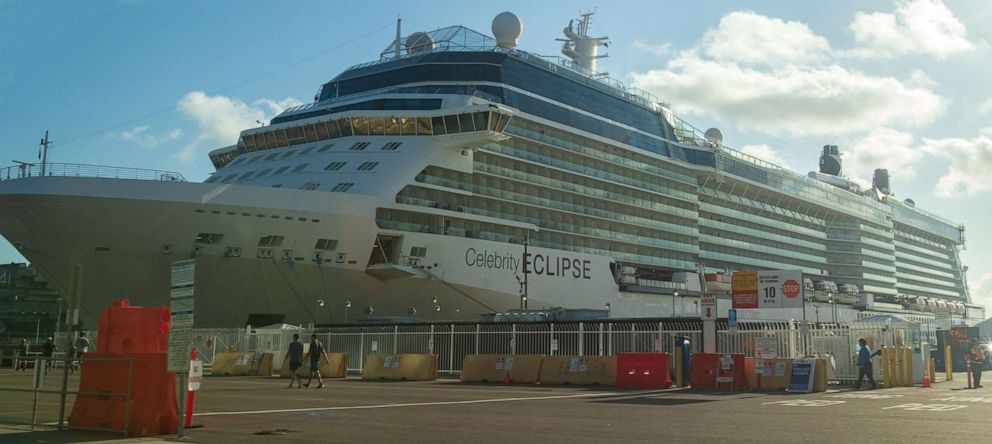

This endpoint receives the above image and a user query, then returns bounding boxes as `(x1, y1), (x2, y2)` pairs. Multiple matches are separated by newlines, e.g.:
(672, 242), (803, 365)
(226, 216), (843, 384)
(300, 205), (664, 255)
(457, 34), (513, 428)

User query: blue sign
(788, 359), (816, 393)
(728, 309), (738, 332)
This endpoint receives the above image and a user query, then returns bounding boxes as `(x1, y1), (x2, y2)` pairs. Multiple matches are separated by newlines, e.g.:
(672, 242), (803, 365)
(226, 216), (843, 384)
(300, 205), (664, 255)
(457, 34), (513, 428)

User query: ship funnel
(818, 144), (842, 176)
(873, 168), (891, 195)
(492, 12), (522, 48)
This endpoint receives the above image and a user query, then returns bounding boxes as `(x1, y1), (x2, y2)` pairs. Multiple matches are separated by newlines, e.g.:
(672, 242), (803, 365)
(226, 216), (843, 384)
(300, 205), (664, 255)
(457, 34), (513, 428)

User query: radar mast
(559, 11), (609, 74)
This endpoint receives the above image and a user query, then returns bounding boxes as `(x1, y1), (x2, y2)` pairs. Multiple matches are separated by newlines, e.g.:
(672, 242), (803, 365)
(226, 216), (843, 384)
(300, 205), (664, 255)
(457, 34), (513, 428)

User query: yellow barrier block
(538, 356), (616, 386)
(362, 354), (437, 381)
(881, 348), (890, 388)
(674, 348), (683, 388)
(460, 355), (544, 384)
(210, 352), (255, 376)
(945, 346), (953, 381)
(257, 353), (274, 376)
(279, 353), (348, 379)
(749, 358), (793, 390)
(812, 359), (827, 393)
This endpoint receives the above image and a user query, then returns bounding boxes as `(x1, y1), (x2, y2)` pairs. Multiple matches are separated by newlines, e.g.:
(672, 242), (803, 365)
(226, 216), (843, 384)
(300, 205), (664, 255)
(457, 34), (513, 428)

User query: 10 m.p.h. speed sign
(734, 270), (803, 309)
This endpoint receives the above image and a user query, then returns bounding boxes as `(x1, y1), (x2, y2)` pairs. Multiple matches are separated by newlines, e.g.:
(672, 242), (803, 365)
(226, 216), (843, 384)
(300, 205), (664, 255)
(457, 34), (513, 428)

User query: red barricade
(690, 353), (748, 391)
(616, 353), (672, 388)
(69, 298), (178, 436)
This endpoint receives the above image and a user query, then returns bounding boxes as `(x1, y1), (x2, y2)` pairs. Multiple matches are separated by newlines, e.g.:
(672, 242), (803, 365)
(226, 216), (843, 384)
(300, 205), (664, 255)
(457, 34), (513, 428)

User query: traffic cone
(504, 370), (513, 385)
(922, 374), (931, 388)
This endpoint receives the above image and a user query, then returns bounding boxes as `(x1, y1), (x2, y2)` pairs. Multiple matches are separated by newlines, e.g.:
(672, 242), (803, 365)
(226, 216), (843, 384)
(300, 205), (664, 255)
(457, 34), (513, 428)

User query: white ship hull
(0, 176), (619, 327)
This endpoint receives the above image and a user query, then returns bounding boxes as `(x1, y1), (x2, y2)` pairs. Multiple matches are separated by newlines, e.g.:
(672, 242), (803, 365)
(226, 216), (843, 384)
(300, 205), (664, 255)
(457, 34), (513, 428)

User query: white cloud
(849, 0), (975, 59)
(921, 129), (992, 197)
(740, 144), (790, 169)
(968, 271), (992, 312)
(844, 128), (922, 189)
(175, 91), (301, 163)
(907, 69), (937, 88)
(979, 97), (992, 114)
(633, 40), (672, 56)
(699, 11), (830, 67)
(108, 125), (183, 149)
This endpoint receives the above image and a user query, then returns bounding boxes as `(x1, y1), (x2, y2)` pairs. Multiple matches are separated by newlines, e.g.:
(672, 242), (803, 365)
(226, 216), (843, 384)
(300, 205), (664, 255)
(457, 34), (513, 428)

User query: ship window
(256, 169), (272, 178)
(381, 142), (402, 151)
(299, 146), (316, 156)
(357, 161), (379, 171)
(242, 135), (256, 151)
(258, 235), (285, 247)
(444, 115), (460, 134)
(227, 212), (236, 215)
(417, 117), (432, 135)
(369, 117), (385, 135)
(239, 171), (255, 180)
(286, 126), (305, 144)
(304, 124), (318, 142)
(400, 117), (416, 135)
(318, 143), (334, 152)
(273, 166), (290, 175)
(324, 161), (347, 171)
(272, 184), (283, 188)
(300, 182), (320, 191)
(315, 122), (330, 140)
(292, 163), (309, 173)
(474, 112), (488, 132)
(495, 113), (510, 132)
(327, 119), (342, 138)
(410, 247), (427, 257)
(281, 149), (297, 158)
(270, 215), (280, 219)
(350, 142), (370, 151)
(247, 155), (262, 164)
(458, 113), (474, 132)
(352, 117), (370, 136)
(205, 175), (220, 183)
(331, 182), (354, 192)
(338, 118), (353, 137)
(253, 133), (269, 150)
(315, 239), (338, 251)
(386, 117), (401, 135)
(264, 131), (277, 148)
(275, 129), (289, 147)
(195, 233), (224, 244)
(431, 116), (446, 135)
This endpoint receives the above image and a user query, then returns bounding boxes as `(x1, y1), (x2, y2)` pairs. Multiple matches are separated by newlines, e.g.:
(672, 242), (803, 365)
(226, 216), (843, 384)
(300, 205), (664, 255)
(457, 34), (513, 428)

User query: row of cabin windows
(226, 141), (399, 168)
(213, 111), (506, 169)
(192, 209), (321, 223)
(206, 159), (380, 183)
(195, 233), (339, 251)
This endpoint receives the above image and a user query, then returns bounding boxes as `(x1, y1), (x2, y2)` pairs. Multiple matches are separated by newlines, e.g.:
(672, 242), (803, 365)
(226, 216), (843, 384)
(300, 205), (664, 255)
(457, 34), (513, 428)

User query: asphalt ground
(1, 369), (990, 444)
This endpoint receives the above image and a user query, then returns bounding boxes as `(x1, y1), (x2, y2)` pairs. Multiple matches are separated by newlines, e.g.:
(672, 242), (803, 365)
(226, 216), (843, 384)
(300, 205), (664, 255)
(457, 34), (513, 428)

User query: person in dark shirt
(286, 333), (305, 389)
(856, 338), (881, 389)
(302, 334), (329, 389)
(17, 339), (29, 371)
(967, 341), (985, 389)
(41, 337), (56, 375)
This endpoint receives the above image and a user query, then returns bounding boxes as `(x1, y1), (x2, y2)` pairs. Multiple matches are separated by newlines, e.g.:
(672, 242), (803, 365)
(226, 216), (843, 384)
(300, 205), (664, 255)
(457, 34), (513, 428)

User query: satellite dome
(704, 128), (723, 145)
(904, 198), (915, 207)
(405, 32), (435, 54)
(492, 12), (522, 48)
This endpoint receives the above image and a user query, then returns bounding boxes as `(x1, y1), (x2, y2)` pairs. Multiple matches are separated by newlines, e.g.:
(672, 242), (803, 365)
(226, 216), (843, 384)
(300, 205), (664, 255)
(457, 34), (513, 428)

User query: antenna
(395, 16), (402, 58)
(560, 11), (609, 73)
(38, 131), (52, 177)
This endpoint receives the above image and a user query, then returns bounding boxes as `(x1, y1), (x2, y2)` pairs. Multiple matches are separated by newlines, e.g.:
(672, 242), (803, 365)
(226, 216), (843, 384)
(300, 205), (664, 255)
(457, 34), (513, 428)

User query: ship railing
(0, 162), (187, 183)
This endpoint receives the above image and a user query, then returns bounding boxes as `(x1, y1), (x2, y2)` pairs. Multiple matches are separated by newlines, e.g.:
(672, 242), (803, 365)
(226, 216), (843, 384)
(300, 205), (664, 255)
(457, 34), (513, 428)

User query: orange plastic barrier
(460, 355), (544, 384)
(69, 298), (178, 436)
(279, 353), (348, 379)
(362, 354), (437, 381)
(538, 356), (616, 385)
(690, 353), (747, 391)
(96, 299), (169, 353)
(69, 352), (178, 437)
(616, 353), (672, 388)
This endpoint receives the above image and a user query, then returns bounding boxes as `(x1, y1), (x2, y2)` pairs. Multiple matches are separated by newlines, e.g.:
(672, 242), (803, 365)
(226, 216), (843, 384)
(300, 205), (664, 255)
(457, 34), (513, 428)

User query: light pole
(815, 303), (820, 324)
(828, 293), (835, 323)
(344, 300), (352, 323)
(55, 297), (63, 341)
(605, 302), (611, 318)
(316, 299), (325, 325)
(672, 291), (678, 317)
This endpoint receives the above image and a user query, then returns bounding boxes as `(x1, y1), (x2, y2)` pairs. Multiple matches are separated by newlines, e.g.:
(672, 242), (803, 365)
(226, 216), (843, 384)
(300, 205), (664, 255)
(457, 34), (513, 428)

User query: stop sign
(782, 279), (801, 298)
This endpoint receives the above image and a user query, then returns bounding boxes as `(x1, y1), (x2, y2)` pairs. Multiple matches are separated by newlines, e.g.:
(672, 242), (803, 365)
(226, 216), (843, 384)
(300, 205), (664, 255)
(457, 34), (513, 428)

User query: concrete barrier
(362, 354), (437, 381)
(460, 355), (544, 383)
(210, 352), (256, 376)
(746, 358), (793, 390)
(279, 353), (348, 379)
(538, 356), (616, 386)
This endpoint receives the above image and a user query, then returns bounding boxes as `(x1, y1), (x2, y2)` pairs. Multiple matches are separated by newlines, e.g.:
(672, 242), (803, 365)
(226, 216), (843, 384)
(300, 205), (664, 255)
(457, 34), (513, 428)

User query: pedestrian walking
(41, 337), (56, 375)
(856, 338), (881, 389)
(967, 341), (985, 388)
(16, 339), (29, 371)
(285, 333), (305, 388)
(71, 332), (91, 373)
(302, 334), (328, 389)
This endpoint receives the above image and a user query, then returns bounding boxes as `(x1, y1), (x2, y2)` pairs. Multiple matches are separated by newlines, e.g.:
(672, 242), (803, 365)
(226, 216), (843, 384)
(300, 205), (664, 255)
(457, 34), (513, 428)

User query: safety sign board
(733, 270), (803, 309)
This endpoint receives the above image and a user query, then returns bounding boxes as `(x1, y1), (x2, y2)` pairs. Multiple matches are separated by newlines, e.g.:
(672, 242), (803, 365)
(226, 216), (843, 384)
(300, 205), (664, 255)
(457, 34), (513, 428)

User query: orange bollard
(185, 346), (200, 428)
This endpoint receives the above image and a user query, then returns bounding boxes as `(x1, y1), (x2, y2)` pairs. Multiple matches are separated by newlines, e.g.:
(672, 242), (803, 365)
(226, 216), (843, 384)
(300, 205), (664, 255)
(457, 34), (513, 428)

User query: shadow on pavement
(0, 428), (131, 444)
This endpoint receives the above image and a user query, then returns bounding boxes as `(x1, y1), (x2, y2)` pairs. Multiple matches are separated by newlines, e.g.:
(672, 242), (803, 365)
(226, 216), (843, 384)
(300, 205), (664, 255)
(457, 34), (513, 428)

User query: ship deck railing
(0, 162), (187, 183)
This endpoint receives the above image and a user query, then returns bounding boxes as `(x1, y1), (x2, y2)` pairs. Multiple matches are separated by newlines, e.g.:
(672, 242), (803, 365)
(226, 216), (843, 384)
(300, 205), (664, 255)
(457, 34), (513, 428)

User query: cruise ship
(0, 13), (982, 328)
